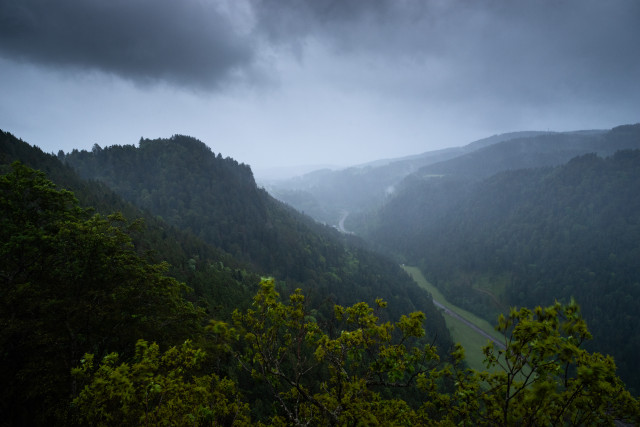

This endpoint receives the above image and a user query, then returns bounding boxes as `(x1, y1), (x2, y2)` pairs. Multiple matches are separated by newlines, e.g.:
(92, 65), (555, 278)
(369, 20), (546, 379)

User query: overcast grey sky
(1, 0), (639, 176)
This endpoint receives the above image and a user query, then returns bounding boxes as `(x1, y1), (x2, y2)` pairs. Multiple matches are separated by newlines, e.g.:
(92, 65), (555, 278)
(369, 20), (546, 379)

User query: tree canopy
(0, 163), (638, 425)
(61, 133), (453, 357)
(361, 149), (640, 391)
(76, 279), (640, 425)
(0, 162), (203, 424)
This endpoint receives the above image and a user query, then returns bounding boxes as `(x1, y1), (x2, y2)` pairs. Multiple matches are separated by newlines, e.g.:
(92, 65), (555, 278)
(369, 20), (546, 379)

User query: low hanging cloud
(0, 0), (257, 89)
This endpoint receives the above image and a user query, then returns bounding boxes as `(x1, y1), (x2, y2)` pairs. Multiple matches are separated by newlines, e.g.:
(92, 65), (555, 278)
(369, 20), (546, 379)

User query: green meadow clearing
(402, 265), (506, 372)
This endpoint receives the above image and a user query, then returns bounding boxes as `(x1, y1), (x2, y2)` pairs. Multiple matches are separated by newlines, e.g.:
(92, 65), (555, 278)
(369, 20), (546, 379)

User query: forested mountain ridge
(0, 130), (260, 319)
(359, 144), (640, 392)
(2, 129), (639, 424)
(413, 125), (635, 179)
(62, 134), (452, 351)
(65, 136), (263, 261)
(1, 129), (453, 422)
(1, 130), (452, 350)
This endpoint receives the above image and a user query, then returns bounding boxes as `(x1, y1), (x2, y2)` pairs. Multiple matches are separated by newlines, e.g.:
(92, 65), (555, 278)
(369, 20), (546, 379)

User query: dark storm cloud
(253, 0), (640, 107)
(252, 0), (640, 60)
(250, 0), (426, 54)
(0, 0), (255, 89)
(1, 0), (638, 103)
(251, 0), (396, 36)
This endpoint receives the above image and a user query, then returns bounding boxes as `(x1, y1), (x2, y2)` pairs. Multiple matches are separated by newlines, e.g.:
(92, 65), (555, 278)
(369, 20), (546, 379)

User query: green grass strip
(403, 265), (507, 372)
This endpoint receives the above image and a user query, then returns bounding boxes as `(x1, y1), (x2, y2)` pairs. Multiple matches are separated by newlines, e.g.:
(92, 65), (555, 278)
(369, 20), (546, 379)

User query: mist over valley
(2, 0), (640, 423)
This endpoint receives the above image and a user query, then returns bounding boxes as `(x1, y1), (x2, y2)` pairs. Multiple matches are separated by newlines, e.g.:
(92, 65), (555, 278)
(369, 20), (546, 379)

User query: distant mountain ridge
(266, 128), (620, 225)
(412, 127), (631, 179)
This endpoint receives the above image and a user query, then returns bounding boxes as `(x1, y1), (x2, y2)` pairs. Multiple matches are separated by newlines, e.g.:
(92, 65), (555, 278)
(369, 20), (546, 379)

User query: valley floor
(403, 265), (506, 371)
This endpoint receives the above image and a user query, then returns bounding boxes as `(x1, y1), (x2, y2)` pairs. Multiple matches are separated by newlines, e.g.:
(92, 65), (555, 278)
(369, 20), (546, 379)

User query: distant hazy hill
(266, 130), (611, 224)
(412, 128), (640, 179)
(356, 125), (640, 392)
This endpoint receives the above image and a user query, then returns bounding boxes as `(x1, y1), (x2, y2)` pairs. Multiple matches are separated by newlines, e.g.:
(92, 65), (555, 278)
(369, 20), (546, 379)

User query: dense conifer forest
(3, 0), (640, 422)
(1, 129), (639, 424)
(61, 135), (450, 343)
(356, 126), (640, 393)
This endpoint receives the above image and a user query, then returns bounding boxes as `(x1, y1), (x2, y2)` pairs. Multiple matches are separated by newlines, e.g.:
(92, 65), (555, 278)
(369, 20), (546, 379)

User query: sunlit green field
(402, 265), (505, 372)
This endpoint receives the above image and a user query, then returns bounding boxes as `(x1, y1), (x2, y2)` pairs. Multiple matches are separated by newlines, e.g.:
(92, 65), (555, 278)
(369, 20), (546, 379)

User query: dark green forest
(1, 160), (638, 424)
(357, 126), (640, 393)
(2, 129), (639, 424)
(1, 130), (447, 423)
(61, 134), (450, 344)
(1, 131), (262, 320)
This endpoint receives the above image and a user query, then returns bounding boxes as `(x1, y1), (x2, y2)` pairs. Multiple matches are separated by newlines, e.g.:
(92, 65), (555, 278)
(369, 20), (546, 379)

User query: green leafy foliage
(222, 278), (439, 425)
(0, 162), (203, 424)
(72, 339), (250, 426)
(71, 281), (640, 425)
(441, 301), (639, 425)
(215, 279), (639, 425)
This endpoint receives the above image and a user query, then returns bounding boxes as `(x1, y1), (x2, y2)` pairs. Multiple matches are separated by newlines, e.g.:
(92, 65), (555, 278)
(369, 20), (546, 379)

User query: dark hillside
(362, 145), (640, 392)
(63, 135), (453, 353)
(66, 137), (264, 261)
(2, 130), (638, 424)
(0, 130), (259, 319)
(1, 130), (455, 423)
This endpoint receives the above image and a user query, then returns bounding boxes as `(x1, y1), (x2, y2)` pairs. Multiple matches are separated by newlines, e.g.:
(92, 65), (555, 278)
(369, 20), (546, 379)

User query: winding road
(337, 210), (354, 234)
